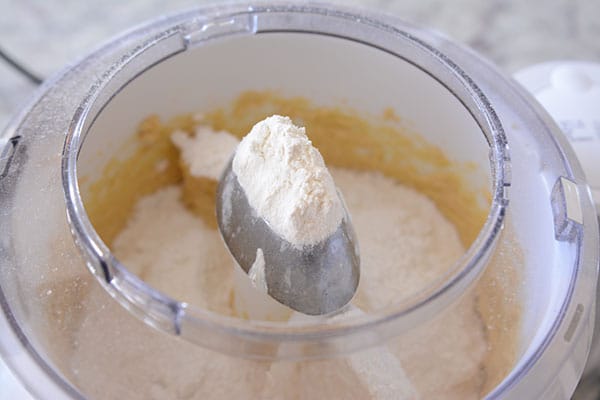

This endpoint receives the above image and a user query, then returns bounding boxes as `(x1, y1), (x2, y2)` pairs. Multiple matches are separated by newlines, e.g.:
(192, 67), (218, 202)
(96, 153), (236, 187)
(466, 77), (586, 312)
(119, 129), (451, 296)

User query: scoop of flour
(232, 115), (343, 247)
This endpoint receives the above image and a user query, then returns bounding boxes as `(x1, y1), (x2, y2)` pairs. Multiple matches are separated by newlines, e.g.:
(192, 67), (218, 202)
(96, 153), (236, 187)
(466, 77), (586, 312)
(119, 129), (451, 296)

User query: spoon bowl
(216, 160), (360, 315)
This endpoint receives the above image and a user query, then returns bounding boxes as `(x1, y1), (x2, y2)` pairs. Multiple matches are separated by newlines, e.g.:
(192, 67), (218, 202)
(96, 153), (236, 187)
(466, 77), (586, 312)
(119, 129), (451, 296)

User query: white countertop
(1, 1), (599, 399)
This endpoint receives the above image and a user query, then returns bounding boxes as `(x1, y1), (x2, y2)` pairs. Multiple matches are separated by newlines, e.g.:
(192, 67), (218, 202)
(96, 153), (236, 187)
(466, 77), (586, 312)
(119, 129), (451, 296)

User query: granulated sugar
(79, 164), (485, 399)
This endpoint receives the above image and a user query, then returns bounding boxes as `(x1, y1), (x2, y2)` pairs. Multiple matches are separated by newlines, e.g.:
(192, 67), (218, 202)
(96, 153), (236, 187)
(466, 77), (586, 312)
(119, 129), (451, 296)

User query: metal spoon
(216, 160), (360, 315)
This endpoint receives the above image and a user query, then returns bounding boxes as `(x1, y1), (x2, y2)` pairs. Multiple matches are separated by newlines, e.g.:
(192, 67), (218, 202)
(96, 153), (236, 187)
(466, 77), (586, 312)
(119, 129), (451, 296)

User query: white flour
(83, 174), (484, 399)
(232, 115), (343, 246)
(248, 248), (268, 293)
(172, 126), (239, 180)
(111, 186), (234, 314)
(71, 123), (485, 399)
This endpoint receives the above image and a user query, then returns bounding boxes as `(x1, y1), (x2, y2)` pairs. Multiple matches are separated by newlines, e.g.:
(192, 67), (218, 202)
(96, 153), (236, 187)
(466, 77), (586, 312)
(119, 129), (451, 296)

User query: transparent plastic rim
(61, 4), (510, 356)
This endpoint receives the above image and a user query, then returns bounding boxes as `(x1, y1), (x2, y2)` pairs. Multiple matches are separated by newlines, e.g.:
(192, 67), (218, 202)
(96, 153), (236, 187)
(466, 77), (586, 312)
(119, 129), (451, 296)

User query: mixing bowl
(0, 3), (598, 399)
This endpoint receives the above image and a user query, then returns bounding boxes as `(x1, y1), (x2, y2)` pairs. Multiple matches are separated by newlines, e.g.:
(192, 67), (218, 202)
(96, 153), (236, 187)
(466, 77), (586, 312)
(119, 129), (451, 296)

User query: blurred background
(1, 0), (599, 399)
(1, 0), (599, 129)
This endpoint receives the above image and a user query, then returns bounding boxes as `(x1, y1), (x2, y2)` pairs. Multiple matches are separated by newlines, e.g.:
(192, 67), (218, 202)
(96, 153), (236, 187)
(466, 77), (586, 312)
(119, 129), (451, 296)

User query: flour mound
(232, 115), (343, 246)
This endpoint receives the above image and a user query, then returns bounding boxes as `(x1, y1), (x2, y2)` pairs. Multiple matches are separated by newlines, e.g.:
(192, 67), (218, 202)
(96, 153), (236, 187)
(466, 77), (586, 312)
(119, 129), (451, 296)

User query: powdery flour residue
(73, 164), (485, 399)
